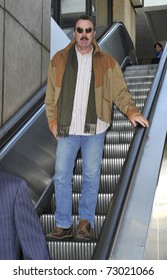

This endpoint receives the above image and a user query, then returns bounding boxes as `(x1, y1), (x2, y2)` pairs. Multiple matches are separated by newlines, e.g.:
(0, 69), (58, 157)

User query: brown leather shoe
(75, 220), (91, 241)
(46, 226), (73, 240)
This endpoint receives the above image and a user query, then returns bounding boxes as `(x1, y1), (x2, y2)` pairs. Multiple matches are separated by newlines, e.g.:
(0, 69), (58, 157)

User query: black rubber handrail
(0, 84), (46, 151)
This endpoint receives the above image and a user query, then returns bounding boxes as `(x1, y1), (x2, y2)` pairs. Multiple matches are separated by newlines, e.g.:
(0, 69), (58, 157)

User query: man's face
(73, 19), (96, 51)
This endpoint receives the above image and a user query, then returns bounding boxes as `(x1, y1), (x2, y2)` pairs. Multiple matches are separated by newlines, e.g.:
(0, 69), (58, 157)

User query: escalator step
(112, 120), (134, 130)
(73, 174), (120, 193)
(105, 130), (134, 144)
(125, 64), (158, 71)
(103, 143), (130, 158)
(74, 157), (125, 175)
(47, 240), (96, 260)
(50, 193), (113, 215)
(76, 143), (130, 159)
(41, 214), (106, 239)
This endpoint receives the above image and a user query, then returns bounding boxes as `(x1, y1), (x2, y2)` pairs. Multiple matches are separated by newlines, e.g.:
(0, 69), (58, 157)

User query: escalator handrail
(92, 44), (167, 259)
(98, 21), (137, 68)
(0, 84), (46, 152)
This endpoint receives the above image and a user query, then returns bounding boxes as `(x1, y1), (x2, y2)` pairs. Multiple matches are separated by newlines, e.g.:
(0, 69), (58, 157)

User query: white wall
(144, 0), (167, 6)
(50, 18), (70, 59)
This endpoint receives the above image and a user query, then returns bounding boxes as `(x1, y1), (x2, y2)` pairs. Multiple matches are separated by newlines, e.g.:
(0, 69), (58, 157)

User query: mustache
(81, 37), (88, 40)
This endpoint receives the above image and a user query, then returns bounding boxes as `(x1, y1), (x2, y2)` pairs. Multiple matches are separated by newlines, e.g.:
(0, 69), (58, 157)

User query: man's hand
(50, 124), (59, 140)
(130, 114), (149, 128)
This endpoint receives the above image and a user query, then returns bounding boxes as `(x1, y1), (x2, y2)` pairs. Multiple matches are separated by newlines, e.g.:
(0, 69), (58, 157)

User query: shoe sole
(46, 234), (73, 241)
(73, 236), (90, 241)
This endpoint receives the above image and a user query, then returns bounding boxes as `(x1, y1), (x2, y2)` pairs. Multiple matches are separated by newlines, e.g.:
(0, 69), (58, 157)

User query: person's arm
(14, 180), (49, 260)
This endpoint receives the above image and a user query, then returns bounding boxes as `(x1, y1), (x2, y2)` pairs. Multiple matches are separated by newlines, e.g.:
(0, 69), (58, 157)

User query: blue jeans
(54, 132), (105, 228)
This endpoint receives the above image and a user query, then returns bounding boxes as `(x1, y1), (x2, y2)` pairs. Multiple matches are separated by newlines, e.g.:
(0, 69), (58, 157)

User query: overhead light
(131, 0), (144, 7)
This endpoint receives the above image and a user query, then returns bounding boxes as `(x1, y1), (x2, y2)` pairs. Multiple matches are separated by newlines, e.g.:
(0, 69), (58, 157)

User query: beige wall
(0, 0), (51, 127)
(94, 0), (108, 27)
(113, 0), (136, 46)
(95, 0), (136, 46)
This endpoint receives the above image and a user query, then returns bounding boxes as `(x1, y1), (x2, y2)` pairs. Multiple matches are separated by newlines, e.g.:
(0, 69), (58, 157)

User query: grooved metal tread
(72, 174), (120, 193)
(74, 157), (126, 175)
(50, 193), (113, 215)
(41, 214), (106, 239)
(47, 240), (97, 260)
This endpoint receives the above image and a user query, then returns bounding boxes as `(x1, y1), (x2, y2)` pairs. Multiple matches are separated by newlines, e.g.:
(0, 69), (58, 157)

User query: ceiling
(135, 5), (167, 62)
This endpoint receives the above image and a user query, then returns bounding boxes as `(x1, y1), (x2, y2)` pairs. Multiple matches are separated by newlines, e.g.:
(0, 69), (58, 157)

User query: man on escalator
(45, 14), (149, 241)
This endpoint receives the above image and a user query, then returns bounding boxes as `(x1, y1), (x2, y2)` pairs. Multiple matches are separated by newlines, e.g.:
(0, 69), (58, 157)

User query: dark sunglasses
(75, 27), (94, 34)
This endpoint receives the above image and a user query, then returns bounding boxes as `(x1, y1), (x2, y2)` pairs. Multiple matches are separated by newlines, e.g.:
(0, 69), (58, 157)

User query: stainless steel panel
(144, 138), (167, 259)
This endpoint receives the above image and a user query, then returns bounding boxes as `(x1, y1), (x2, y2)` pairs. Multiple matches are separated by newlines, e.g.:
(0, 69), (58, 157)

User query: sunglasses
(75, 27), (94, 34)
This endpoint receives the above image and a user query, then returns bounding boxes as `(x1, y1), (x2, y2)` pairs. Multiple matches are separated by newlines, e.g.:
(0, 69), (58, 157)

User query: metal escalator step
(125, 72), (157, 78)
(133, 100), (148, 108)
(105, 130), (134, 144)
(126, 80), (154, 88)
(100, 174), (120, 193)
(132, 95), (148, 102)
(131, 90), (149, 96)
(74, 157), (125, 175)
(47, 240), (96, 260)
(128, 85), (153, 92)
(112, 120), (134, 130)
(112, 111), (128, 120)
(103, 143), (130, 158)
(101, 158), (125, 174)
(125, 64), (158, 71)
(50, 193), (113, 215)
(72, 193), (113, 215)
(50, 174), (119, 196)
(125, 73), (156, 79)
(40, 214), (106, 239)
(76, 143), (130, 159)
(127, 67), (157, 72)
(129, 87), (152, 93)
(73, 174), (120, 193)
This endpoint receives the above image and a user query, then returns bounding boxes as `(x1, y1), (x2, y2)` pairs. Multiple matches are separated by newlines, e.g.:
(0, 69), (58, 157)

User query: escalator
(92, 48), (167, 260)
(40, 63), (157, 260)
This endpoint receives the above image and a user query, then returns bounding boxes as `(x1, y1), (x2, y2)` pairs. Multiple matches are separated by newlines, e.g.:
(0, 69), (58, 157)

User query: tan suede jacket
(45, 39), (140, 130)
